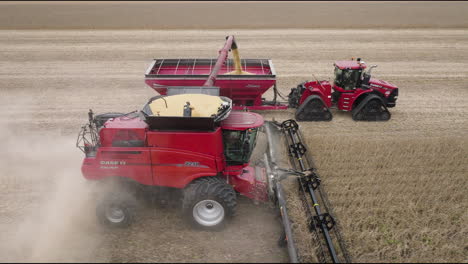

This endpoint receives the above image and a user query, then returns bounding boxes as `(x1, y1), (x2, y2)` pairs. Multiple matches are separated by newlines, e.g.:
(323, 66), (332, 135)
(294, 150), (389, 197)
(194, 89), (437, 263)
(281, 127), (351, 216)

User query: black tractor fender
(351, 93), (390, 118)
(298, 94), (328, 110)
(295, 94), (332, 121)
(352, 91), (386, 110)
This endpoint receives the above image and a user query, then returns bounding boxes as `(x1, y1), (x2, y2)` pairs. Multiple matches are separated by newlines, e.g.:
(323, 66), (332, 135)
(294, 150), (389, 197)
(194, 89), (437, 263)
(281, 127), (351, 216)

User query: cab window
(223, 129), (258, 165)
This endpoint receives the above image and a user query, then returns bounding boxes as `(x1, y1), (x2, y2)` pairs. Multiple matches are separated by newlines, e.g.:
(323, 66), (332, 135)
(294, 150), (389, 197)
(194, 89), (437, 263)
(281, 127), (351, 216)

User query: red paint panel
(146, 78), (276, 107)
(232, 105), (288, 111)
(81, 147), (153, 185)
(300, 80), (333, 107)
(146, 128), (224, 157)
(151, 148), (218, 188)
(228, 166), (268, 202)
(221, 111), (264, 131)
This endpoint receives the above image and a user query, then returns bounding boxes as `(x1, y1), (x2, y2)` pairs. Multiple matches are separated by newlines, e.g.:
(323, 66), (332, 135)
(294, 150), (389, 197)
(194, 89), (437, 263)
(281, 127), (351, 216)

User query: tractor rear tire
(96, 191), (139, 228)
(182, 177), (237, 230)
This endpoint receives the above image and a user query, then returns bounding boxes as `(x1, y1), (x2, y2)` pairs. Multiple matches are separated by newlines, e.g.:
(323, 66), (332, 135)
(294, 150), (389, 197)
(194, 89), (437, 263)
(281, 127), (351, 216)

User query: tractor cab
(333, 59), (367, 91)
(220, 111), (263, 165)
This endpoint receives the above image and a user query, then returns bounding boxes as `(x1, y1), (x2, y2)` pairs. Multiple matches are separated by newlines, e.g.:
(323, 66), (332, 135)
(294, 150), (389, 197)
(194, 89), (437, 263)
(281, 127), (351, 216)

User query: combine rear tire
(96, 192), (139, 228)
(352, 94), (391, 121)
(182, 177), (237, 230)
(295, 95), (332, 121)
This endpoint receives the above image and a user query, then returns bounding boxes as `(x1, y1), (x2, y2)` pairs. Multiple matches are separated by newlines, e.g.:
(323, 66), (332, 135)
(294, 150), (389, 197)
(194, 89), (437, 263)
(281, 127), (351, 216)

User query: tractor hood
(369, 78), (398, 90)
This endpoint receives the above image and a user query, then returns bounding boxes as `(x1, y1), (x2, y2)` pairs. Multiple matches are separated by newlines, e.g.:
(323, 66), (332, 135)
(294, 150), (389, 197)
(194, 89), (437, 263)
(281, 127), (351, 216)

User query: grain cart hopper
(144, 35), (398, 121)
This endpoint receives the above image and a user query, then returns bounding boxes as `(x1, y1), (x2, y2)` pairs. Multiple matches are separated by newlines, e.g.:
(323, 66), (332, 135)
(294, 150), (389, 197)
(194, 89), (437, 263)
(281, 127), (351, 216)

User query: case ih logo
(100, 161), (126, 165)
(100, 160), (126, 169)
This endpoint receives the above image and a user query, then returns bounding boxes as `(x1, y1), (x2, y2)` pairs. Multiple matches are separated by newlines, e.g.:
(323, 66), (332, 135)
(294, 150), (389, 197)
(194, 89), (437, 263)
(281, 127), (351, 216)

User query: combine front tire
(295, 95), (332, 121)
(182, 177), (237, 230)
(96, 192), (139, 228)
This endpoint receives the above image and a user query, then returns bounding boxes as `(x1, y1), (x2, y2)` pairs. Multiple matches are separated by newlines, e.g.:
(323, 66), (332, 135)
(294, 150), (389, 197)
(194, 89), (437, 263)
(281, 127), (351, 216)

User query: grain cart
(144, 36), (398, 121)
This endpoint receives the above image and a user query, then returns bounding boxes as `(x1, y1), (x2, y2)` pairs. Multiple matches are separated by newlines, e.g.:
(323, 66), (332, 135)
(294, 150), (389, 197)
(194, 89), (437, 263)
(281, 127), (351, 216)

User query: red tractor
(288, 58), (399, 121)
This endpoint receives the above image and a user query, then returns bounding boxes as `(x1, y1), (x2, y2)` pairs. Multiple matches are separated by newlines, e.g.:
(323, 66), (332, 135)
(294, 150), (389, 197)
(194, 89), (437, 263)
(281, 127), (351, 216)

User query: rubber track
(352, 94), (391, 121)
(295, 95), (332, 122)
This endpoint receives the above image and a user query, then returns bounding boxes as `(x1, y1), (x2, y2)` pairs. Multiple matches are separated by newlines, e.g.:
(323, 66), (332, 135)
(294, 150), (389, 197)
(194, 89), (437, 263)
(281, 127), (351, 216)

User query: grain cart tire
(182, 177), (237, 230)
(96, 191), (139, 228)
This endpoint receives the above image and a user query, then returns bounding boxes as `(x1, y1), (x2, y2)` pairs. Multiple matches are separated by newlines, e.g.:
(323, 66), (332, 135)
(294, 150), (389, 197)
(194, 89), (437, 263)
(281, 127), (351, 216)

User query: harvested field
(0, 2), (467, 263)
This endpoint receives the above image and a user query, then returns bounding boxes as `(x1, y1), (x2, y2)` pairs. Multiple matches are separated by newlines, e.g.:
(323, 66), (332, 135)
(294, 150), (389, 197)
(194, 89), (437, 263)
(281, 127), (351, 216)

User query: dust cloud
(0, 117), (105, 262)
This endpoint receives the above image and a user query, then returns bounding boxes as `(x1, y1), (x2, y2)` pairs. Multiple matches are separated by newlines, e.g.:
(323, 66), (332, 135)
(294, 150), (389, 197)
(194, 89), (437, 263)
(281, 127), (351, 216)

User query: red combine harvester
(78, 104), (349, 262)
(145, 36), (398, 121)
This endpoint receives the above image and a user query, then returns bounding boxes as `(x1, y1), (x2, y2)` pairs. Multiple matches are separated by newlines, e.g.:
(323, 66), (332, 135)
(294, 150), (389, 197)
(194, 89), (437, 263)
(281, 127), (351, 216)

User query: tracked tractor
(288, 58), (398, 121)
(144, 36), (399, 122)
